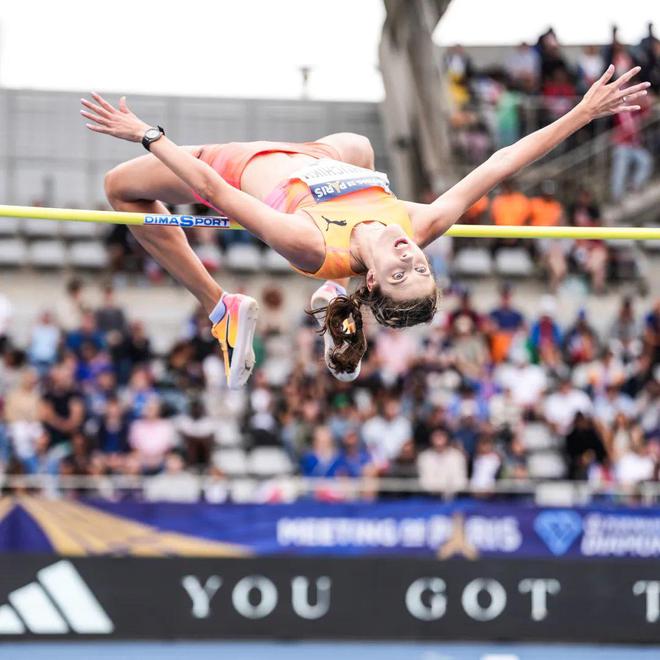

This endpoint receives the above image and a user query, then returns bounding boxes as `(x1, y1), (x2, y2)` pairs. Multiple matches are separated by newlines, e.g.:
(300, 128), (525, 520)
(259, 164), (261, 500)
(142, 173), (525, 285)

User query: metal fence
(2, 474), (660, 505)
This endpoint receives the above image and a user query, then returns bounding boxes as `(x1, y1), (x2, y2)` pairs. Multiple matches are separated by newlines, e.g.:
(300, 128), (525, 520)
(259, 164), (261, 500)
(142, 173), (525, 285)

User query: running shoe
(211, 293), (259, 389)
(310, 281), (361, 382)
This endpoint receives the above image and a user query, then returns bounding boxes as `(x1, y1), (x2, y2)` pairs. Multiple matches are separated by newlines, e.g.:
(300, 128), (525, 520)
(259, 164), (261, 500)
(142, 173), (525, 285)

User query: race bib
(291, 158), (391, 202)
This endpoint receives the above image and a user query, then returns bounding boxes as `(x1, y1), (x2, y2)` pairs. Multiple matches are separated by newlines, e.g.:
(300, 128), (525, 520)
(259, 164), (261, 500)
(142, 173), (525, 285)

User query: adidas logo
(0, 560), (113, 635)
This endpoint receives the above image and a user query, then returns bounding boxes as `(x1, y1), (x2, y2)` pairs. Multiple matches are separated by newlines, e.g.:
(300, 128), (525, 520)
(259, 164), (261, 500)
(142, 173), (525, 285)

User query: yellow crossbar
(0, 204), (659, 240)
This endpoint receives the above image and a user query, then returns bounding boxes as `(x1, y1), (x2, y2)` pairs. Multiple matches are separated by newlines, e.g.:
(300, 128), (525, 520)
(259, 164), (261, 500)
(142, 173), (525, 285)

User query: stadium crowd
(443, 23), (659, 198)
(0, 273), (657, 503)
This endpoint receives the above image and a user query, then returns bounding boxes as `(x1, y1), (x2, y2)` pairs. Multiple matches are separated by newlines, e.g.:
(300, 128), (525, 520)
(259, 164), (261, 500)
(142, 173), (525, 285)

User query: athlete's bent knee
(104, 166), (125, 203)
(347, 134), (375, 169)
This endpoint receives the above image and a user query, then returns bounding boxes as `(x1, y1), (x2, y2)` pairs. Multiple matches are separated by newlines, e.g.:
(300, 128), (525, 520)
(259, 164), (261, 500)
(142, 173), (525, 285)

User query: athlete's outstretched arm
(409, 65), (650, 247)
(81, 94), (313, 255)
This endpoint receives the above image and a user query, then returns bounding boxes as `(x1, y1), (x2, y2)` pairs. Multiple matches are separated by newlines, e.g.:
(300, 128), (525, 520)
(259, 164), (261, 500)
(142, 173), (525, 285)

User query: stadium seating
(27, 240), (67, 268)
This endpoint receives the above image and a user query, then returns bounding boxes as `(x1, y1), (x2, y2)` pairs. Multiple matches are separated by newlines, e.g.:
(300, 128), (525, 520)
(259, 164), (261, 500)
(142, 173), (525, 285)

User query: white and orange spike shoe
(310, 281), (361, 382)
(211, 293), (259, 389)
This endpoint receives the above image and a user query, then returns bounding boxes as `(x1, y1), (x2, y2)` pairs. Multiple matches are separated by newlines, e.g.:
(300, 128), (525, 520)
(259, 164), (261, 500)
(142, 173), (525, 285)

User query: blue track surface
(1, 642), (659, 659)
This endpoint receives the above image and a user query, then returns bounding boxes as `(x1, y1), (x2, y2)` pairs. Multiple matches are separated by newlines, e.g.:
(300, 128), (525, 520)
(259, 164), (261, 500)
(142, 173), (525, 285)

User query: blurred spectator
(470, 437), (502, 491)
(563, 309), (600, 366)
(444, 44), (473, 108)
(386, 440), (419, 494)
(95, 283), (127, 335)
(21, 430), (61, 476)
(64, 432), (92, 476)
(362, 399), (413, 469)
(504, 42), (540, 92)
(542, 67), (577, 121)
(610, 99), (654, 201)
(529, 296), (563, 366)
(123, 367), (157, 418)
(5, 369), (43, 464)
(0, 293), (12, 349)
(300, 426), (340, 477)
(56, 278), (87, 332)
(490, 180), (530, 227)
(615, 436), (655, 488)
(593, 384), (636, 426)
(448, 287), (482, 332)
(577, 45), (605, 91)
(333, 428), (374, 478)
(176, 399), (215, 467)
(128, 397), (177, 473)
(5, 368), (41, 425)
(451, 315), (489, 381)
(495, 347), (547, 411)
(644, 299), (660, 364)
(609, 296), (640, 358)
(28, 311), (61, 373)
(417, 427), (467, 496)
(488, 283), (525, 363)
(495, 80), (522, 147)
(66, 311), (105, 358)
(603, 411), (644, 461)
(640, 32), (660, 90)
(607, 29), (637, 78)
(586, 348), (627, 393)
(39, 363), (85, 448)
(569, 189), (608, 294)
(488, 386), (523, 434)
(113, 321), (153, 384)
(564, 412), (607, 480)
(375, 328), (418, 384)
(447, 382), (489, 425)
(544, 377), (593, 435)
(105, 224), (134, 275)
(501, 436), (529, 480)
(530, 182), (568, 292)
(536, 28), (570, 86)
(92, 396), (130, 459)
(260, 286), (286, 336)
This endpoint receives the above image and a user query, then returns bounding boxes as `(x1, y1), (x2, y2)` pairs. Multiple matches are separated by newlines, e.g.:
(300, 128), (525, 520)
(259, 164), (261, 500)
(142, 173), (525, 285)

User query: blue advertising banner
(0, 496), (659, 558)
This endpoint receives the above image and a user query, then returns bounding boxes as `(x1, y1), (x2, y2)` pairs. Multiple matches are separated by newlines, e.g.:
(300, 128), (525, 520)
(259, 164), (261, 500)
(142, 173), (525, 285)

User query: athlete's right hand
(80, 93), (151, 142)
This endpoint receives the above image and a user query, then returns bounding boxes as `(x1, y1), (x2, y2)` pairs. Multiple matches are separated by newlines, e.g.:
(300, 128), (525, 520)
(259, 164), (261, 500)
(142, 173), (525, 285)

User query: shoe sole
(227, 297), (259, 390)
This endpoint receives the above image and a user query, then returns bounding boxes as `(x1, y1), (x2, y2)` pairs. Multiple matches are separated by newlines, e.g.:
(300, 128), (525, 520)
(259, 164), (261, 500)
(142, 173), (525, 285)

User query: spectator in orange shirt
(490, 180), (531, 254)
(529, 181), (564, 226)
(463, 195), (489, 224)
(530, 181), (568, 292)
(490, 180), (530, 226)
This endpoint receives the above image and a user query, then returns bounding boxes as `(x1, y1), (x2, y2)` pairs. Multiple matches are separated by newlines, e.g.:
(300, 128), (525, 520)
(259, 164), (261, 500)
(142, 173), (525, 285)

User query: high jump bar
(1, 204), (660, 241)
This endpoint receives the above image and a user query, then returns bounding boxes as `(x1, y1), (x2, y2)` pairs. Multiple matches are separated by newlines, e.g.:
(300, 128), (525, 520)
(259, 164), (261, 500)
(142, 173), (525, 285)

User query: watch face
(145, 128), (160, 140)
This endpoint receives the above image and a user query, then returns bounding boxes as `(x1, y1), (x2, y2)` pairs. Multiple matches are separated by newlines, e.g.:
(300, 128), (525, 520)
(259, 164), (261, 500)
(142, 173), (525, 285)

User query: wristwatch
(141, 125), (165, 151)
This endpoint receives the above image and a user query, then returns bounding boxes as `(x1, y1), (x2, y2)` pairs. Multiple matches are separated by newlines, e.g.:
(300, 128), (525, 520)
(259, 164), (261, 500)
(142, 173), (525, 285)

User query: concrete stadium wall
(0, 89), (388, 208)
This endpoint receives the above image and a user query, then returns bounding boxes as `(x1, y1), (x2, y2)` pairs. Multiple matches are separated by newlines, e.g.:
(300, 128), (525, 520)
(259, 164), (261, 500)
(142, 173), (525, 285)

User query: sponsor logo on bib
(292, 159), (391, 202)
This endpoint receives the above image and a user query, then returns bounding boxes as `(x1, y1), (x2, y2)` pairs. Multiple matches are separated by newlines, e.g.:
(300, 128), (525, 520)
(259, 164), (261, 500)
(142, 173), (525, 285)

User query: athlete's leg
(105, 147), (258, 389)
(104, 147), (222, 314)
(316, 133), (375, 170)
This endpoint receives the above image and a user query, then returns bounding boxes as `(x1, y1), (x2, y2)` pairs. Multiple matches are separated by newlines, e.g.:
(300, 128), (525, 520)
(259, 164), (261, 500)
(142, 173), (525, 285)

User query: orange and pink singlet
(196, 141), (414, 280)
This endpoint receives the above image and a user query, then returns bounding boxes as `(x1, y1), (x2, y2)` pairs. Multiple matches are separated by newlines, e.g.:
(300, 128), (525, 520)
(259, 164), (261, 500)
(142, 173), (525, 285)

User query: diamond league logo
(533, 511), (583, 556)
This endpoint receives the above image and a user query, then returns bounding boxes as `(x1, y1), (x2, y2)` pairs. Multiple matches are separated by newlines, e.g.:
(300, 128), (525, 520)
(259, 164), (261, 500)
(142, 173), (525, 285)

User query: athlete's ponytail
(312, 293), (367, 375)
(310, 281), (439, 375)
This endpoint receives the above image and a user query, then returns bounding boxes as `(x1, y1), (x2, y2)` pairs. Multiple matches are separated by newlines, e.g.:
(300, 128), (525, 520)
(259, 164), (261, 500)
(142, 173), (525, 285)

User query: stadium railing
(2, 474), (659, 505)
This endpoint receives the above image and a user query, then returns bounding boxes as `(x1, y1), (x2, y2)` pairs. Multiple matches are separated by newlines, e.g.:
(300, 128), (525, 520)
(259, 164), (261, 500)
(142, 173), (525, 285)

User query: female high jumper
(81, 64), (649, 389)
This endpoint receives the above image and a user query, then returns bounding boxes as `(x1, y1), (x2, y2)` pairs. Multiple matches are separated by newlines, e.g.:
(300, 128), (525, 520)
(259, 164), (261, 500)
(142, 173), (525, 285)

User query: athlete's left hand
(80, 93), (151, 141)
(578, 65), (651, 120)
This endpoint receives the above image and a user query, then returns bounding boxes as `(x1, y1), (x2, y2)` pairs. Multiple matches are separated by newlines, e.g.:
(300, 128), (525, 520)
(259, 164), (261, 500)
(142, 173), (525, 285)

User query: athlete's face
(367, 225), (434, 300)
